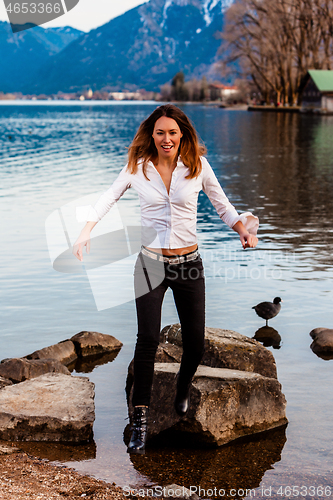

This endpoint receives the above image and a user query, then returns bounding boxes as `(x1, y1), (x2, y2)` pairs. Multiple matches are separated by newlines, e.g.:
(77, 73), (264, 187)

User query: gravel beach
(0, 445), (128, 500)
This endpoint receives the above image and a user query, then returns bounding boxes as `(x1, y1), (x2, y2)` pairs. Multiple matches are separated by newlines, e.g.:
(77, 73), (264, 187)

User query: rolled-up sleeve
(76, 165), (132, 223)
(201, 158), (259, 235)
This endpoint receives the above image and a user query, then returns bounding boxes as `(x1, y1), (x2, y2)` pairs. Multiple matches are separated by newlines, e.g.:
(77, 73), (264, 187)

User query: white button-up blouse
(80, 156), (259, 249)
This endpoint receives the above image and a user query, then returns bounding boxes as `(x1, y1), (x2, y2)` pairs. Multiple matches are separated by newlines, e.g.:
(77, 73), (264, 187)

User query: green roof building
(301, 70), (333, 113)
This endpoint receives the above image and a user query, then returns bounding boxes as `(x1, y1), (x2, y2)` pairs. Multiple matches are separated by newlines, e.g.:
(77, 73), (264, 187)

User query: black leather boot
(174, 374), (192, 416)
(127, 406), (149, 454)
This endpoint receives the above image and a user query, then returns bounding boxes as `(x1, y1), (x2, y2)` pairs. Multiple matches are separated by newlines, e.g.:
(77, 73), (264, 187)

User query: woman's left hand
(232, 221), (258, 249)
(240, 233), (258, 249)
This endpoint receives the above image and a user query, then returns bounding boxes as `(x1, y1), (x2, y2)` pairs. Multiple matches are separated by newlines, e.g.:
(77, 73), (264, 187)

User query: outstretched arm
(73, 165), (132, 262)
(232, 220), (258, 249)
(201, 158), (259, 237)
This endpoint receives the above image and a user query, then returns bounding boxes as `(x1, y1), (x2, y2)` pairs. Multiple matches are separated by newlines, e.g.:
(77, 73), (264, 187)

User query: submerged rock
(128, 363), (287, 447)
(16, 440), (97, 462)
(0, 358), (70, 383)
(160, 324), (277, 379)
(0, 373), (95, 442)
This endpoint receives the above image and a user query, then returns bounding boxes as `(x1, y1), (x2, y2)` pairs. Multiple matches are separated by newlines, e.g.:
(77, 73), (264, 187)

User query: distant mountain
(25, 0), (233, 94)
(0, 22), (84, 93)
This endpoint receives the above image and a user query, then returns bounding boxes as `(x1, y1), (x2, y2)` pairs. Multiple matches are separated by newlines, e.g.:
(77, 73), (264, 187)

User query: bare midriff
(145, 244), (198, 256)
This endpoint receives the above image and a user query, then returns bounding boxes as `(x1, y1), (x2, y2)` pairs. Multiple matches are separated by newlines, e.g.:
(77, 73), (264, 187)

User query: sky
(0, 0), (148, 32)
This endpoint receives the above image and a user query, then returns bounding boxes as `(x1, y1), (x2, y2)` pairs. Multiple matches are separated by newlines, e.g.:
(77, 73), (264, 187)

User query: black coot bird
(252, 297), (282, 326)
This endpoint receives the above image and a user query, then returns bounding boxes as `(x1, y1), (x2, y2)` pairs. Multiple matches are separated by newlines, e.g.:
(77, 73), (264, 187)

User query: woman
(73, 104), (258, 455)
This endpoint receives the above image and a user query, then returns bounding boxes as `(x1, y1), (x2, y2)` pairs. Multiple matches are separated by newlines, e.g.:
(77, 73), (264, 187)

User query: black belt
(141, 246), (199, 265)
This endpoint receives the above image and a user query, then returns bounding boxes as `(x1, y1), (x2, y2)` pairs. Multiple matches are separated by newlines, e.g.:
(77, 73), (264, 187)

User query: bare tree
(222, 0), (333, 105)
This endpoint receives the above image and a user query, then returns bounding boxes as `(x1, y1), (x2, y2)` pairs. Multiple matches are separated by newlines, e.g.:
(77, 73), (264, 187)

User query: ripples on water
(1, 103), (333, 493)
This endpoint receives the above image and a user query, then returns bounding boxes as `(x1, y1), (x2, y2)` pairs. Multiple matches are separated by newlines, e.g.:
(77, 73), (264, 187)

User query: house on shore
(208, 83), (239, 102)
(301, 70), (333, 113)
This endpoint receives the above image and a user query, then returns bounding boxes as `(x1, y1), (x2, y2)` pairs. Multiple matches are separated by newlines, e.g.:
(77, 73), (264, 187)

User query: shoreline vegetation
(1, 100), (331, 114)
(0, 72), (247, 106)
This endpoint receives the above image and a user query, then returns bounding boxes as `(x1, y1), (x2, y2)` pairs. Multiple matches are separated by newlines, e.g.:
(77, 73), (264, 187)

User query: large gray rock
(310, 328), (333, 357)
(0, 373), (95, 442)
(160, 324), (277, 379)
(25, 340), (77, 366)
(131, 363), (287, 446)
(0, 358), (70, 383)
(70, 331), (123, 357)
(155, 342), (183, 364)
(126, 324), (278, 401)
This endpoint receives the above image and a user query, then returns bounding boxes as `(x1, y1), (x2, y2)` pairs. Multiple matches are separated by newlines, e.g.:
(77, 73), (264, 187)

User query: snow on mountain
(8, 0), (234, 93)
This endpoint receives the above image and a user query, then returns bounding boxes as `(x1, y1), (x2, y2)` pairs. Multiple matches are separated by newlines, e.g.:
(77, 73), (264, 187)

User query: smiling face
(152, 116), (183, 162)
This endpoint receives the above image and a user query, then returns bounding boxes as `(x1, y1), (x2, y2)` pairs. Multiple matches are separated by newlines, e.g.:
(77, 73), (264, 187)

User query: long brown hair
(127, 104), (206, 179)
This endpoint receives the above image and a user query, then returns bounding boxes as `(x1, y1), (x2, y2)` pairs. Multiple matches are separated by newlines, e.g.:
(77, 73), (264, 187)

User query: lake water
(1, 102), (333, 498)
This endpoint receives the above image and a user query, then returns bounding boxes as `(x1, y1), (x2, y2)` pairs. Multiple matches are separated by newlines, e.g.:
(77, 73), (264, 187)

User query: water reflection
(68, 349), (121, 373)
(193, 109), (333, 273)
(253, 326), (282, 349)
(128, 426), (287, 497)
(225, 113), (333, 267)
(311, 350), (333, 361)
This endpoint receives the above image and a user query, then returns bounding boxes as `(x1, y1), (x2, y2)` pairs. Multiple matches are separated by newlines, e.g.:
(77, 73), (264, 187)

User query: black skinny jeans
(132, 251), (206, 407)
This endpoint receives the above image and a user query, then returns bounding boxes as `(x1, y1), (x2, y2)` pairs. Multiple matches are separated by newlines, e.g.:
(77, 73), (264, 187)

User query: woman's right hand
(72, 230), (91, 262)
(72, 221), (98, 261)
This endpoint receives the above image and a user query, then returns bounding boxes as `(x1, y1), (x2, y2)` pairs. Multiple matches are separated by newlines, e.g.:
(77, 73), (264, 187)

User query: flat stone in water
(141, 363), (287, 447)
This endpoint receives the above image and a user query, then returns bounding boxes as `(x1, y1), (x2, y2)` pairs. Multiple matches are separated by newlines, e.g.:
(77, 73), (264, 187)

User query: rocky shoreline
(0, 444), (127, 500)
(0, 326), (290, 498)
(0, 331), (122, 443)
